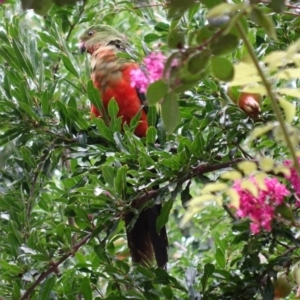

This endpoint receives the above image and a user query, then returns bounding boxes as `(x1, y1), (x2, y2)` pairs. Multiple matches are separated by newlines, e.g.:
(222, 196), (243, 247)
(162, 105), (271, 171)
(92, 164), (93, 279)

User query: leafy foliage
(1, 0), (300, 299)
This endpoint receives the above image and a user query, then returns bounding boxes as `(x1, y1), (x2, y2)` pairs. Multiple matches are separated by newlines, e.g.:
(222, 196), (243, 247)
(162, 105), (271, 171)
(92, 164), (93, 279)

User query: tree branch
(192, 158), (246, 177)
(223, 204), (238, 220)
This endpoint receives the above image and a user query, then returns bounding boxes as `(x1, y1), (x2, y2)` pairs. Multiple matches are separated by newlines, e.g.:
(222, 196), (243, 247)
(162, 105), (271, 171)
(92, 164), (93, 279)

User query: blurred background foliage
(1, 0), (300, 299)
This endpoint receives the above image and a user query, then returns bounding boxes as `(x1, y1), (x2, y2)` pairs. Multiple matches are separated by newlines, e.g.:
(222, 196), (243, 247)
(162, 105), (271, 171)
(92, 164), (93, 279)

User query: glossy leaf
(211, 56), (234, 81)
(161, 92), (180, 133)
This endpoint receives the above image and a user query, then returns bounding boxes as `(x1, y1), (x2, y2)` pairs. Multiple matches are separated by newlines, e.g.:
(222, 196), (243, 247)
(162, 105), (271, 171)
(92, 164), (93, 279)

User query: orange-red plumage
(90, 58), (148, 137)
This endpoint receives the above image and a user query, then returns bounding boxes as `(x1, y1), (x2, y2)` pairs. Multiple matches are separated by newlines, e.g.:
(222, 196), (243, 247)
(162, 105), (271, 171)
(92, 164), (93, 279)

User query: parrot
(79, 25), (168, 268)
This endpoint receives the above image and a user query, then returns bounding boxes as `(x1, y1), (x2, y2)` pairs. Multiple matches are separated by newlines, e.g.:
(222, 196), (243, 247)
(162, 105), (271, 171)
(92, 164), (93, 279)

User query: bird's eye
(88, 31), (93, 36)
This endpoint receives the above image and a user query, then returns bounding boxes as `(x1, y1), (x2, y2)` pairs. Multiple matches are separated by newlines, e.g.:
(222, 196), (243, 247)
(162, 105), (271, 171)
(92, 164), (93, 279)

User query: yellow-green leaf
(273, 166), (291, 177)
(202, 182), (228, 193)
(188, 194), (216, 207)
(221, 170), (242, 181)
(278, 97), (295, 123)
(248, 123), (274, 141)
(226, 188), (240, 208)
(278, 88), (300, 98)
(254, 172), (267, 191)
(237, 161), (257, 175)
(241, 179), (258, 197)
(181, 194), (216, 227)
(276, 68), (300, 80)
(263, 51), (286, 70)
(242, 85), (266, 95)
(259, 158), (274, 172)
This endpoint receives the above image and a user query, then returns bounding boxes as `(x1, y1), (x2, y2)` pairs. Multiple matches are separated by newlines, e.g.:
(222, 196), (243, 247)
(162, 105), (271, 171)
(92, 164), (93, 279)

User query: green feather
(80, 25), (127, 45)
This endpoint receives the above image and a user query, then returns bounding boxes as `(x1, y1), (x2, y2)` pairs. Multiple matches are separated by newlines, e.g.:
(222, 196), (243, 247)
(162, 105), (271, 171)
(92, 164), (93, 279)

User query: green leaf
(144, 33), (161, 43)
(215, 247), (226, 268)
(94, 245), (109, 262)
(102, 165), (116, 188)
(210, 34), (240, 56)
(156, 199), (173, 233)
(146, 80), (168, 105)
(86, 80), (108, 122)
(191, 131), (205, 156)
(93, 118), (114, 142)
(39, 276), (56, 300)
(12, 281), (21, 300)
(20, 146), (36, 168)
(270, 0), (285, 13)
(211, 56), (234, 81)
(18, 102), (39, 121)
(275, 203), (295, 224)
(114, 165), (127, 197)
(161, 92), (180, 133)
(187, 50), (211, 74)
(7, 233), (21, 258)
(200, 0), (223, 8)
(39, 32), (60, 47)
(201, 263), (215, 292)
(206, 3), (245, 18)
(168, 29), (185, 49)
(61, 54), (79, 77)
(161, 286), (174, 299)
(80, 277), (93, 300)
(251, 7), (278, 41)
(146, 126), (157, 144)
(196, 26), (214, 44)
(108, 98), (119, 121)
(154, 22), (170, 32)
(114, 132), (130, 154)
(0, 260), (23, 275)
(147, 106), (158, 127)
(12, 40), (35, 79)
(34, 0), (52, 16)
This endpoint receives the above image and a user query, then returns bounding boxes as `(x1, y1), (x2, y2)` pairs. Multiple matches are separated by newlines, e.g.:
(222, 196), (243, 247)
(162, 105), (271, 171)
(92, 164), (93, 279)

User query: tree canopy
(1, 0), (300, 299)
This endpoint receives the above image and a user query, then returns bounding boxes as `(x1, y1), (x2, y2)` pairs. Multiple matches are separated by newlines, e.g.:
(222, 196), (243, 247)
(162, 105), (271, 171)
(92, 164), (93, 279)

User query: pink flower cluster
(234, 177), (290, 234)
(130, 52), (166, 93)
(284, 158), (300, 199)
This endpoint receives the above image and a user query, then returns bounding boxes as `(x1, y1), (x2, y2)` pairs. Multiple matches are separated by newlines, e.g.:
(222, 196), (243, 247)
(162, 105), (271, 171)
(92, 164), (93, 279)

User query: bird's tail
(125, 204), (168, 268)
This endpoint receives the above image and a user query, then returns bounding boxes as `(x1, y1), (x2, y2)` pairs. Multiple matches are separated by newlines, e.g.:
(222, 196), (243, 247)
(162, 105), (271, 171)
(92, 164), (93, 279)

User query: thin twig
(223, 204), (238, 220)
(282, 245), (297, 256)
(236, 144), (254, 159)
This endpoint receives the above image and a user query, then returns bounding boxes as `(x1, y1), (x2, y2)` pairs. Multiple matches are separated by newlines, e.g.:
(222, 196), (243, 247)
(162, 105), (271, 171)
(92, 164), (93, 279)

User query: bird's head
(79, 25), (128, 55)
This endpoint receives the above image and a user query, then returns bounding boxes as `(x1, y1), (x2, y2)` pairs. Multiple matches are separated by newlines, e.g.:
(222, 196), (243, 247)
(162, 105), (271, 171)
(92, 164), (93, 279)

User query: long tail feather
(125, 204), (168, 268)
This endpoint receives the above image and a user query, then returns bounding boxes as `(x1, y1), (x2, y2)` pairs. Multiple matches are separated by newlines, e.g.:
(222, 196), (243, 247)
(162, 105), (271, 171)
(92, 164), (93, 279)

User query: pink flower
(234, 177), (289, 234)
(130, 52), (166, 93)
(284, 158), (300, 202)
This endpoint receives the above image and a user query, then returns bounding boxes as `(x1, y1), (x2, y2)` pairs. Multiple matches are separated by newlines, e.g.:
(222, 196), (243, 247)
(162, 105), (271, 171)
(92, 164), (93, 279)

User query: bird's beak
(79, 41), (86, 54)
